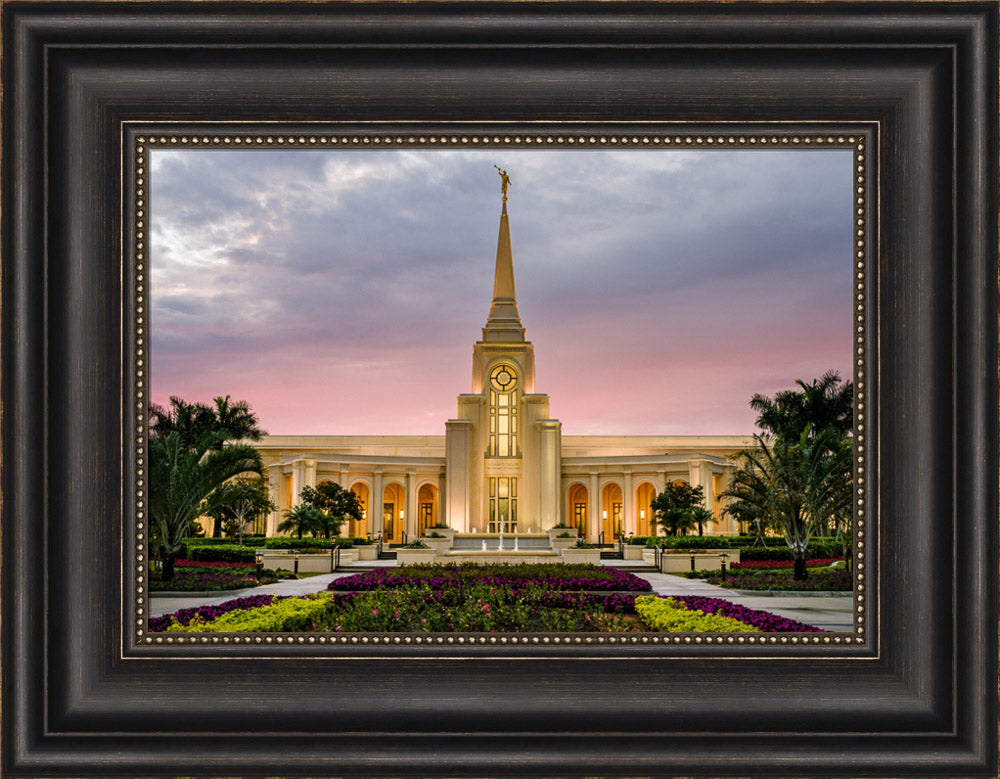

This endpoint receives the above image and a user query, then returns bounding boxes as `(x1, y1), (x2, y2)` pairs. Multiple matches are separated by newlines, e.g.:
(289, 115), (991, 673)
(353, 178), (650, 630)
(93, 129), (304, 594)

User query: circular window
(489, 364), (518, 391)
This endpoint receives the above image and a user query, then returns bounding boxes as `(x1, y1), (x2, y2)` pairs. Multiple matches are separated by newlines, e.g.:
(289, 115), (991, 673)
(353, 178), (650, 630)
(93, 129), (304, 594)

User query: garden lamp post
(293, 550), (300, 575)
(719, 551), (729, 577)
(330, 543), (337, 573)
(690, 552), (697, 571)
(254, 550), (263, 580)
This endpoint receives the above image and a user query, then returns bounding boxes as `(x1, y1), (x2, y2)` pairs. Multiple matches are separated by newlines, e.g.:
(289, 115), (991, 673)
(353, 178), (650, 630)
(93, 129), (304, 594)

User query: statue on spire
(494, 165), (511, 200)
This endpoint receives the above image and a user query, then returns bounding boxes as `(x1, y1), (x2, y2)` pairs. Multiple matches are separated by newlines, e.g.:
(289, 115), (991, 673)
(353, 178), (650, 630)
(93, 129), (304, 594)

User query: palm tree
(750, 370), (852, 442)
(742, 425), (850, 580)
(149, 431), (264, 581)
(149, 397), (217, 449)
(211, 394), (266, 446)
(719, 455), (777, 546)
(277, 504), (324, 539)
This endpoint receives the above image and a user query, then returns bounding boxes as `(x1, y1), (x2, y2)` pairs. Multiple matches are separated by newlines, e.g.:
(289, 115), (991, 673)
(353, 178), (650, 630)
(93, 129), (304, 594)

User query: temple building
(256, 180), (753, 542)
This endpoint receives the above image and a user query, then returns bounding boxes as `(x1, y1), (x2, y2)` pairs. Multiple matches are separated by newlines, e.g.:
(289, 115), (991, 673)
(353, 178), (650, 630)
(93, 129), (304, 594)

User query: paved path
(149, 569), (366, 618)
(150, 560), (854, 631)
(631, 571), (853, 631)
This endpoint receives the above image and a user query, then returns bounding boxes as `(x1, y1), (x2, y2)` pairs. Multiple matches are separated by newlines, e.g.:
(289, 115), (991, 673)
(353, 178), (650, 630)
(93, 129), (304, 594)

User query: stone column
(445, 419), (472, 532)
(623, 470), (634, 537)
(290, 461), (305, 507)
(701, 462), (715, 515)
(588, 472), (599, 543)
(372, 471), (384, 538)
(304, 460), (317, 490)
(536, 420), (561, 531)
(405, 472), (418, 539)
(267, 468), (281, 536)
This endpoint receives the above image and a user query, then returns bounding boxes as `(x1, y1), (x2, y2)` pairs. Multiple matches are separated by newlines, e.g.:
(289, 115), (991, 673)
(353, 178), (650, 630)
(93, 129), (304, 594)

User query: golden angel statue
(494, 165), (511, 196)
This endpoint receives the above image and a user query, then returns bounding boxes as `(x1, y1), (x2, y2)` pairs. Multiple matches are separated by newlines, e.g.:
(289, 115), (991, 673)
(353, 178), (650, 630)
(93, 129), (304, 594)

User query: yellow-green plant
(166, 593), (332, 632)
(633, 595), (758, 633)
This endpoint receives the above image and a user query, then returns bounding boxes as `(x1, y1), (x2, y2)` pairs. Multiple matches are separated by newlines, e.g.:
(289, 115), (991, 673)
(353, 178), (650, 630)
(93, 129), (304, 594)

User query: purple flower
(672, 596), (824, 632)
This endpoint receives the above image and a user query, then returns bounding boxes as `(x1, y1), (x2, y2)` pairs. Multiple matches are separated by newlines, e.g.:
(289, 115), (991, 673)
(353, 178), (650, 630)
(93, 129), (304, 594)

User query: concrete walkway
(149, 569), (370, 618)
(633, 571), (853, 631)
(150, 560), (854, 631)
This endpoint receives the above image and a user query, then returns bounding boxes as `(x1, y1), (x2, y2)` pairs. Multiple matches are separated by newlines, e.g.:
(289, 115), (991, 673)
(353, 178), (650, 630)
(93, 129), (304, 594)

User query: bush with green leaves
(166, 593), (331, 632)
(184, 544), (257, 563)
(262, 537), (354, 551)
(183, 536), (265, 549)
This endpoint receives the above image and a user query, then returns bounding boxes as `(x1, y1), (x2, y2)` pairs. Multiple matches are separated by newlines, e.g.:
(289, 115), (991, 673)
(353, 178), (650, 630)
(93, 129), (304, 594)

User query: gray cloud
(150, 147), (853, 434)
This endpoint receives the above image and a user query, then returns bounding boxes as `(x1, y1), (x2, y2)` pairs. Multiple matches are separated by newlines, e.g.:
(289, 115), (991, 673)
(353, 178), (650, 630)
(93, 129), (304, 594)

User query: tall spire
(483, 167), (525, 342)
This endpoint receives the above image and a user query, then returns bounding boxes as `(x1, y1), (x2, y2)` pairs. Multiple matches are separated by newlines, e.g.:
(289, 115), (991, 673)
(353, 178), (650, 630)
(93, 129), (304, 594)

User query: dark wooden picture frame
(3, 3), (997, 777)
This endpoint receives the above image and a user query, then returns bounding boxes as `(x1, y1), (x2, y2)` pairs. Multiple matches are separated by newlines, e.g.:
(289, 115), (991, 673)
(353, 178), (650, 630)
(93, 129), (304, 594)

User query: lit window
(489, 477), (518, 533)
(488, 364), (518, 457)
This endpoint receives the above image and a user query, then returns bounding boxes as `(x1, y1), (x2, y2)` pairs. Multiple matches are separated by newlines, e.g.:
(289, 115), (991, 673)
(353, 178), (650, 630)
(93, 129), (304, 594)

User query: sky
(149, 147), (853, 436)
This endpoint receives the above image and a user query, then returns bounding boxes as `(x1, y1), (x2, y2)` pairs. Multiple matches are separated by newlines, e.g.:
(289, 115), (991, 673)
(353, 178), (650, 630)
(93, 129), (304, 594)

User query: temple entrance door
(601, 483), (624, 540)
(568, 482), (589, 537)
(383, 502), (394, 542)
(573, 503), (587, 536)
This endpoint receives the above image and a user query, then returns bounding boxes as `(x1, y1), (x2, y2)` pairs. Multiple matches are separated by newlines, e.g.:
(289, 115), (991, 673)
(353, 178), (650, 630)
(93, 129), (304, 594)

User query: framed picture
(3, 3), (996, 778)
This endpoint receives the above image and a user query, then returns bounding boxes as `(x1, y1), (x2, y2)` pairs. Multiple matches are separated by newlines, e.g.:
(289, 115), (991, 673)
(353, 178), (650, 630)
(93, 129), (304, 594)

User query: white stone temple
(256, 183), (753, 543)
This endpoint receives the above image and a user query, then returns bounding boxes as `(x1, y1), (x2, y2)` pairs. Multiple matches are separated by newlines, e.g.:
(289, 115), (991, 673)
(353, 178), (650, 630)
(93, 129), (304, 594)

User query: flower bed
(149, 594), (279, 631)
(149, 559), (277, 591)
(706, 567), (852, 591)
(329, 562), (652, 593)
(151, 562), (823, 633)
(634, 595), (758, 633)
(672, 595), (824, 632)
(730, 558), (843, 570)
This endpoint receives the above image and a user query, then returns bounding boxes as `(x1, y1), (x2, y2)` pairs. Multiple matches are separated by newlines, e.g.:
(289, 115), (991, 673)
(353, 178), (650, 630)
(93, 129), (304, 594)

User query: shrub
(738, 539), (843, 561)
(150, 594), (278, 631)
(701, 567), (852, 591)
(182, 536), (265, 548)
(263, 537), (349, 551)
(184, 545), (257, 563)
(634, 595), (757, 633)
(167, 593), (332, 632)
(149, 562), (277, 591)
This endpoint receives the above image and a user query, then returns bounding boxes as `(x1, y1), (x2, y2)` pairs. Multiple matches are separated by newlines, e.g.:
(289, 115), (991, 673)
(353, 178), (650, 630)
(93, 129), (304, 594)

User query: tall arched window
(488, 363), (518, 457)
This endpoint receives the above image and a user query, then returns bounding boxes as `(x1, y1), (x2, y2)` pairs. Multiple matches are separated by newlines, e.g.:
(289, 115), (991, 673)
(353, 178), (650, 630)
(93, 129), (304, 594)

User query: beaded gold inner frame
(128, 123), (875, 656)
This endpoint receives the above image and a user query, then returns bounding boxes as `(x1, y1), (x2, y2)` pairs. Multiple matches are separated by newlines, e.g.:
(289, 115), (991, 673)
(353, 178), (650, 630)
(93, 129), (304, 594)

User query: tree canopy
(148, 395), (268, 579)
(650, 481), (708, 536)
(149, 431), (263, 580)
(721, 372), (853, 579)
(277, 482), (364, 540)
(149, 395), (266, 450)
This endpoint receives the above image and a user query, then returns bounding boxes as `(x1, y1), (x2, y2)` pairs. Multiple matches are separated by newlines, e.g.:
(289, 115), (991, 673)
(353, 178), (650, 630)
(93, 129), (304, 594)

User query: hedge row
(628, 535), (846, 561)
(184, 545), (257, 563)
(181, 536), (266, 547)
(182, 538), (379, 562)
(262, 537), (369, 550)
